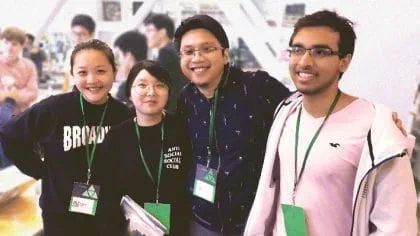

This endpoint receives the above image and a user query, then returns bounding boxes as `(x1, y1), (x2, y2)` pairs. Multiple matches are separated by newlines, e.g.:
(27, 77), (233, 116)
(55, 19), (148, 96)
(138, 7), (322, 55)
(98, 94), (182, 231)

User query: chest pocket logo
(329, 143), (341, 148)
(164, 146), (182, 170)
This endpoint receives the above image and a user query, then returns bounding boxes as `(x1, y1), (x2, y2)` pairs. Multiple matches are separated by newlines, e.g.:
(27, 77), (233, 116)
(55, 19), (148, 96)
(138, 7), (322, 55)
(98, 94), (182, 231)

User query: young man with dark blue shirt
(174, 15), (290, 235)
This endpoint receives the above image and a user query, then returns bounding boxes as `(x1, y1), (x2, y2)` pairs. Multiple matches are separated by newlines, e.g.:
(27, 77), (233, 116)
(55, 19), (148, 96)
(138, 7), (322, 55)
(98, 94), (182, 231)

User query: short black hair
(174, 14), (229, 51)
(70, 39), (116, 75)
(144, 13), (175, 39)
(125, 60), (171, 99)
(289, 10), (356, 59)
(26, 33), (35, 43)
(114, 30), (147, 62)
(71, 14), (96, 33)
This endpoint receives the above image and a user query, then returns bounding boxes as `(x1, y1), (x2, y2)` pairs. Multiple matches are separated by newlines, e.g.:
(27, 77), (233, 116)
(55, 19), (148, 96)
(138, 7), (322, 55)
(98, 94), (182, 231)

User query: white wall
(0, 0), (100, 34)
(338, 0), (420, 127)
(1, 0), (419, 124)
(264, 0), (420, 125)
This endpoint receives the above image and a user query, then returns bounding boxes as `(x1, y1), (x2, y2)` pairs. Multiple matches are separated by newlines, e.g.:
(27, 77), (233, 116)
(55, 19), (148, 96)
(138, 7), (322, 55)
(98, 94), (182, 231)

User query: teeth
(193, 67), (206, 72)
(87, 87), (101, 91)
(298, 72), (316, 78)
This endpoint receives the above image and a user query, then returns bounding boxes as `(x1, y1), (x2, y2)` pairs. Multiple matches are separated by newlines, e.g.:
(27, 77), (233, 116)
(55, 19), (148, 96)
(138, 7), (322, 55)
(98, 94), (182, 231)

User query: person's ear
(339, 54), (352, 73)
(223, 48), (230, 65)
(158, 28), (167, 39)
(126, 52), (136, 65)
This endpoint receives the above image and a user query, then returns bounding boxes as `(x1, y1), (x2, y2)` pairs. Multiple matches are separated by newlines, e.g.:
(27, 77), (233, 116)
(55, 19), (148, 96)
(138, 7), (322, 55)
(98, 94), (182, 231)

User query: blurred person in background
(144, 13), (187, 114)
(0, 26), (38, 168)
(62, 14), (96, 92)
(24, 33), (48, 82)
(70, 14), (96, 46)
(113, 30), (147, 105)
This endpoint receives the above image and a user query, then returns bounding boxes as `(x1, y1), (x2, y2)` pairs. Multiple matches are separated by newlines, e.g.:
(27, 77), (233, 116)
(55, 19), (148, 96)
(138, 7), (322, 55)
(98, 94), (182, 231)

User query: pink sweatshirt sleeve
(15, 60), (38, 108)
(369, 156), (417, 235)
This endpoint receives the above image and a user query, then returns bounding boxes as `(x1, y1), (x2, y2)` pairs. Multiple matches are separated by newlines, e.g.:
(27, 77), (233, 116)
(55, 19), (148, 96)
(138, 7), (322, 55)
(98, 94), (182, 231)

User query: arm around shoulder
(253, 71), (290, 113)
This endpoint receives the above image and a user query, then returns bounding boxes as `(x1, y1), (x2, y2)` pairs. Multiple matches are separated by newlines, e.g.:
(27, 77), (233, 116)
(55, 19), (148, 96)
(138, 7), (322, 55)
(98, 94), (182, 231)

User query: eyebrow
(181, 42), (218, 48)
(75, 65), (108, 70)
(291, 43), (333, 49)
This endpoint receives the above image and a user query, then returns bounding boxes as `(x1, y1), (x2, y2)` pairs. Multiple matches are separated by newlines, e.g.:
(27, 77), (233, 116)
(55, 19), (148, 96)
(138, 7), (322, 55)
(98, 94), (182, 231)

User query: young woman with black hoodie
(0, 39), (132, 235)
(95, 60), (192, 235)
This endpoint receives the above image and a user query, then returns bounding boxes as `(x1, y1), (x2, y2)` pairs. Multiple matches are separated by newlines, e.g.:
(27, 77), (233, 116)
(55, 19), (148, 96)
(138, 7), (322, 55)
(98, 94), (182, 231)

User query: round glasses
(131, 82), (168, 95)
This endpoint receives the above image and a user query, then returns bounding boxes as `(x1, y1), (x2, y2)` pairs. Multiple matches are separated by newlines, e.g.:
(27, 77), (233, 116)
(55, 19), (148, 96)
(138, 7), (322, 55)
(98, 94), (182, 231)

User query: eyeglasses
(180, 45), (224, 57)
(131, 82), (168, 95)
(287, 46), (342, 59)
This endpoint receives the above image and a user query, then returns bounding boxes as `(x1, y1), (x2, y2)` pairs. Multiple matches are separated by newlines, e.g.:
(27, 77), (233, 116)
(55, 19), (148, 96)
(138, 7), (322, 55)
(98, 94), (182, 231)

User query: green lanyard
(293, 90), (341, 204)
(134, 118), (165, 203)
(207, 88), (219, 167)
(79, 94), (109, 184)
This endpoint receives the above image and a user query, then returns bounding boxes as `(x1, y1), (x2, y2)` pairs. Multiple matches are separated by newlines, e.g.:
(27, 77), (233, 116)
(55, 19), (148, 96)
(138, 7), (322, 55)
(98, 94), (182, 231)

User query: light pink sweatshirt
(0, 56), (38, 111)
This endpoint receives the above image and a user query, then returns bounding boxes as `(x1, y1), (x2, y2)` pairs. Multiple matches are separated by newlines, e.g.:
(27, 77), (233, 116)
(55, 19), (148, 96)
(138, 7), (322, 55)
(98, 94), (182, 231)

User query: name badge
(281, 204), (308, 236)
(193, 163), (218, 203)
(144, 202), (171, 234)
(69, 182), (100, 216)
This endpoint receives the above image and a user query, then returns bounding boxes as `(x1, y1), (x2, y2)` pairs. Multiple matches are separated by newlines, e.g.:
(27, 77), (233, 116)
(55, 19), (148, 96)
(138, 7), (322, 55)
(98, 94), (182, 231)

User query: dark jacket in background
(157, 42), (188, 115)
(116, 81), (128, 105)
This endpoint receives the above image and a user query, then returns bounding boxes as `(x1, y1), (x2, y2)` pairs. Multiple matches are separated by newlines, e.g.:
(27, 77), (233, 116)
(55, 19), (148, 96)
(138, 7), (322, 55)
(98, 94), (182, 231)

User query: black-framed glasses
(287, 46), (341, 59)
(180, 45), (225, 57)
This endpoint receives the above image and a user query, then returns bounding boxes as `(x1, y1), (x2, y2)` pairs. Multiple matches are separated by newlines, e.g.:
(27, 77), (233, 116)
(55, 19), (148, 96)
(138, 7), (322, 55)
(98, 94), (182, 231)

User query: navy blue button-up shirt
(178, 66), (290, 234)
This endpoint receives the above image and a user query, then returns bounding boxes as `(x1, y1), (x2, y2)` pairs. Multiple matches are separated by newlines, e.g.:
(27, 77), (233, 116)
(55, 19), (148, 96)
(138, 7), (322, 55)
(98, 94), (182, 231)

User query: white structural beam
(216, 0), (288, 81)
(36, 0), (68, 40)
(241, 0), (283, 53)
(133, 0), (160, 29)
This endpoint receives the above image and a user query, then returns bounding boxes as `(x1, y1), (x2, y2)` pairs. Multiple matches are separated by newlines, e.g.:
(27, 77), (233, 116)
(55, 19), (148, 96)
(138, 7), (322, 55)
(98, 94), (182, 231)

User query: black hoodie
(94, 114), (192, 236)
(0, 90), (132, 234)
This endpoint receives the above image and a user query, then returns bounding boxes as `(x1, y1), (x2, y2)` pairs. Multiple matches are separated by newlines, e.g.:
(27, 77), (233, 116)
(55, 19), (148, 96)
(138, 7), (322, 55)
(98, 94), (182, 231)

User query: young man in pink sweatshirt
(245, 10), (417, 235)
